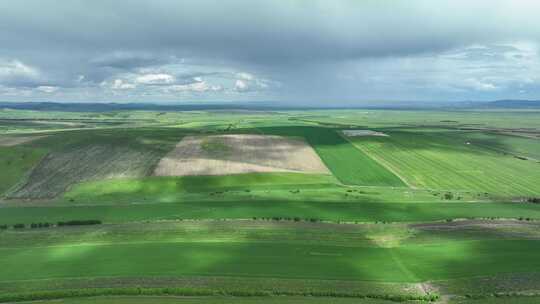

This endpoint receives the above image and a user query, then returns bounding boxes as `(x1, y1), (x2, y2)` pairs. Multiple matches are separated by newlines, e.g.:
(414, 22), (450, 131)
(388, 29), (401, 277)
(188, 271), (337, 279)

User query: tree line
(0, 220), (102, 230)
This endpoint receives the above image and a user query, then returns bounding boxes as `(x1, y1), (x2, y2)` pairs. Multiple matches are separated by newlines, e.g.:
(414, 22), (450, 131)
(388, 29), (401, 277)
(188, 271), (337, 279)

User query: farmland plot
(1, 221), (540, 283)
(259, 127), (405, 187)
(29, 297), (400, 304)
(154, 134), (329, 176)
(8, 144), (162, 199)
(351, 130), (540, 195)
(0, 146), (47, 195)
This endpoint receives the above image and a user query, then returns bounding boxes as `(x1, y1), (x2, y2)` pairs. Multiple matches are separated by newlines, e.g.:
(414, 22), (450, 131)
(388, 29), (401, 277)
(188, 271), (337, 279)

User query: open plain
(0, 107), (539, 304)
(3, 2), (540, 303)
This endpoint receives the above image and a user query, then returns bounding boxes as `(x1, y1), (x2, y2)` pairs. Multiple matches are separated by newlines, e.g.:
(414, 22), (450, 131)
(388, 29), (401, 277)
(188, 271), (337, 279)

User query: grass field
(457, 131), (540, 160)
(18, 295), (540, 303)
(0, 146), (47, 196)
(1, 221), (539, 297)
(351, 129), (540, 196)
(451, 297), (540, 304)
(62, 173), (339, 204)
(56, 174), (478, 206)
(2, 201), (540, 225)
(1, 108), (540, 303)
(25, 296), (398, 304)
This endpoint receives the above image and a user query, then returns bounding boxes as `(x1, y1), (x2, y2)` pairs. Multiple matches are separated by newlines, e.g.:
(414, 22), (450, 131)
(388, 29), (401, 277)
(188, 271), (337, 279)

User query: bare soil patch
(411, 219), (540, 230)
(342, 130), (388, 137)
(411, 219), (540, 239)
(154, 134), (329, 176)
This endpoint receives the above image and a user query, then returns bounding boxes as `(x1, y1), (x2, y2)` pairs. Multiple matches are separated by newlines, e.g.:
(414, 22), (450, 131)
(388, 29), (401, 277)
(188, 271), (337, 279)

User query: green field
(2, 219), (540, 302)
(0, 146), (47, 195)
(19, 296), (540, 304)
(1, 108), (540, 303)
(25, 296), (398, 304)
(3, 201), (540, 225)
(64, 172), (339, 203)
(4, 239), (540, 282)
(449, 296), (540, 304)
(60, 174), (453, 206)
(21, 296), (540, 304)
(351, 129), (540, 196)
(1, 221), (539, 283)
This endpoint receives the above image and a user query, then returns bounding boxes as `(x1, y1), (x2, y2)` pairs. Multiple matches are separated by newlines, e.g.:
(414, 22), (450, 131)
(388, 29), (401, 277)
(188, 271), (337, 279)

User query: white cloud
(461, 78), (498, 91)
(36, 86), (59, 93)
(111, 79), (136, 90)
(169, 81), (222, 93)
(338, 42), (540, 100)
(0, 59), (39, 82)
(4, 1), (540, 102)
(0, 85), (31, 96)
(237, 72), (254, 81)
(479, 83), (497, 91)
(234, 79), (249, 92)
(233, 72), (275, 92)
(256, 80), (269, 89)
(135, 73), (175, 85)
(210, 84), (223, 91)
(189, 82), (209, 92)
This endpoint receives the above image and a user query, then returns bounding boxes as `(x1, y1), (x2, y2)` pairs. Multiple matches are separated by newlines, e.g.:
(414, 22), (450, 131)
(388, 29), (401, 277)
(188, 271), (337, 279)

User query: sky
(1, 0), (540, 105)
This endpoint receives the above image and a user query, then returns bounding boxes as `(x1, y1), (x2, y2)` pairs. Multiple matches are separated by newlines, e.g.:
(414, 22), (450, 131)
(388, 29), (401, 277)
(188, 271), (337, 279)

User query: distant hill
(484, 100), (540, 108)
(1, 100), (539, 112)
(0, 102), (286, 112)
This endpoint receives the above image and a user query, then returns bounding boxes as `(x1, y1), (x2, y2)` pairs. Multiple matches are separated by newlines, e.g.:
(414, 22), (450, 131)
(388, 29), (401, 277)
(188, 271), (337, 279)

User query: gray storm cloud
(1, 0), (540, 103)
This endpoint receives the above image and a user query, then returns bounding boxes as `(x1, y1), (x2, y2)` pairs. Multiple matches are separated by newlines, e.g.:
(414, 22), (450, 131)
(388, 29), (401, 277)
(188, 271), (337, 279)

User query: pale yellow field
(153, 134), (329, 176)
(342, 130), (388, 137)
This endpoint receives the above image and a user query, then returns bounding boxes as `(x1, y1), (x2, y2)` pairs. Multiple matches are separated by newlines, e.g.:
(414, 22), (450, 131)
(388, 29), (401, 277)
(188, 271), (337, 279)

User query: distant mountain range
(482, 100), (540, 108)
(0, 102), (282, 112)
(0, 100), (539, 112)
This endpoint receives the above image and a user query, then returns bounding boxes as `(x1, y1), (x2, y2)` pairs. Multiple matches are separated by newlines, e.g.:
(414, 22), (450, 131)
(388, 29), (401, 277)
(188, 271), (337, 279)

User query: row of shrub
(0, 220), (102, 230)
(249, 216), (539, 226)
(527, 197), (540, 204)
(30, 222), (52, 228)
(465, 291), (540, 300)
(57, 220), (102, 226)
(252, 217), (322, 223)
(445, 216), (537, 223)
(0, 287), (439, 303)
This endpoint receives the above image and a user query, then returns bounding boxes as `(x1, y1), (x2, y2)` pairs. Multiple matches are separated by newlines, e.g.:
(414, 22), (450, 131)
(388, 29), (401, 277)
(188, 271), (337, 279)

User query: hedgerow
(57, 219), (102, 226)
(0, 287), (439, 303)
